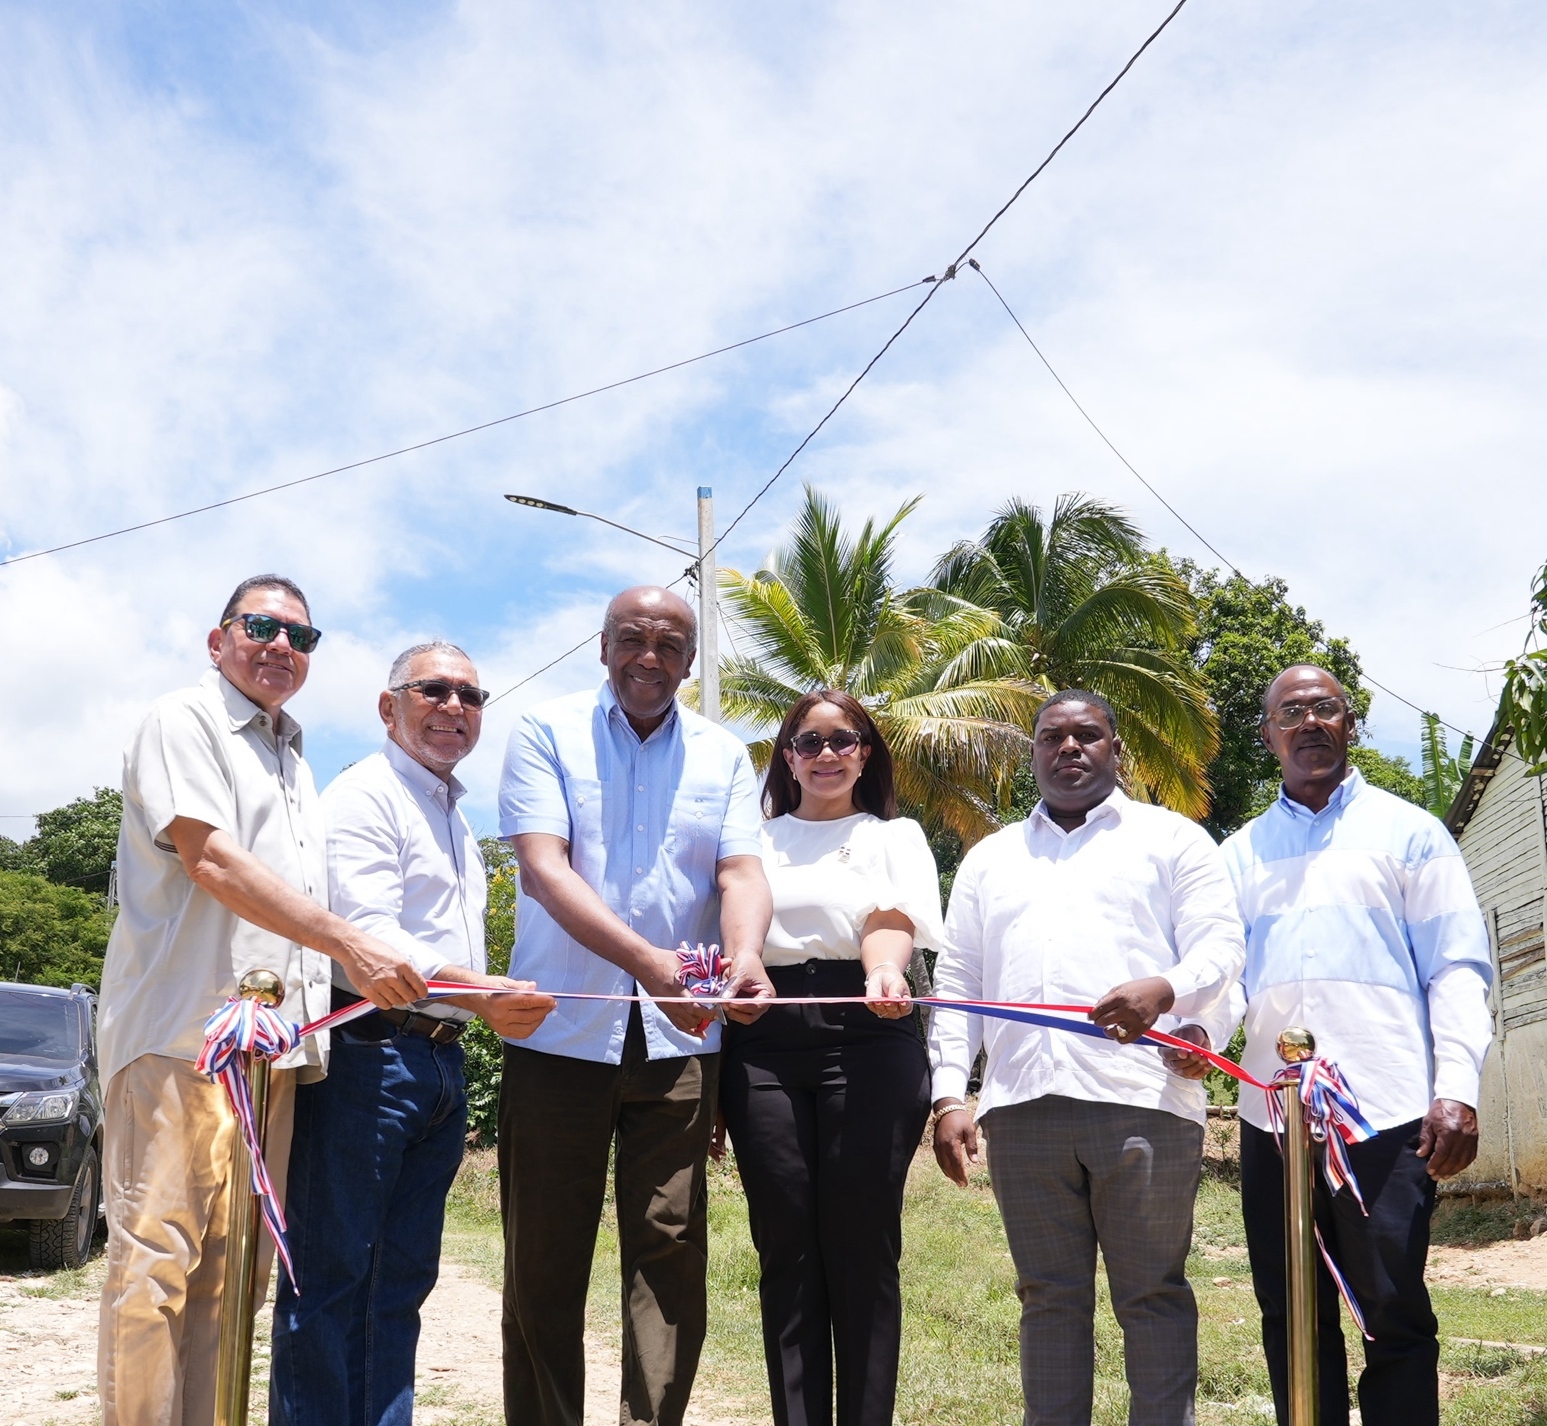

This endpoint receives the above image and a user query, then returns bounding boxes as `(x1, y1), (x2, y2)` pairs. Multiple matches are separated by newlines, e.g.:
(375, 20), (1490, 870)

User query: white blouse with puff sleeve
(760, 812), (945, 968)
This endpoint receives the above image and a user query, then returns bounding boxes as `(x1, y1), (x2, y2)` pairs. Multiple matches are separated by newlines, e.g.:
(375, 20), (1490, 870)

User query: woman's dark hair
(763, 688), (897, 820)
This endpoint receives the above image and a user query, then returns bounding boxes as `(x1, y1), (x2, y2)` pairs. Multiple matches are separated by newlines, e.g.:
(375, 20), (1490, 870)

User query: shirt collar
(598, 678), (680, 745)
(1029, 785), (1127, 835)
(382, 737), (465, 805)
(206, 667), (302, 749)
(1276, 764), (1364, 819)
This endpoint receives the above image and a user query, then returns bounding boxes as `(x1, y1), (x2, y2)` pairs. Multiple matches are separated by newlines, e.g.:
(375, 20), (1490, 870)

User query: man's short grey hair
(389, 641), (473, 690)
(602, 589), (698, 655)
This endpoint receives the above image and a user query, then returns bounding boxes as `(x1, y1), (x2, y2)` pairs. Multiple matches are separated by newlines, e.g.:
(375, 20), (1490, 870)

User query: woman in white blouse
(719, 689), (942, 1426)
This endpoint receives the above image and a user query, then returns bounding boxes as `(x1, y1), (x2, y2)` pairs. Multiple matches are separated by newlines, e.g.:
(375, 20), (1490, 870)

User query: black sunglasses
(789, 728), (864, 759)
(221, 612), (323, 654)
(392, 678), (491, 710)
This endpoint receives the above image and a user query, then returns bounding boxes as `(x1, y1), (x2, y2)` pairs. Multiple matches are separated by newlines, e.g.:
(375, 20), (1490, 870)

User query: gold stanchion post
(214, 968), (284, 1426)
(1277, 1026), (1319, 1426)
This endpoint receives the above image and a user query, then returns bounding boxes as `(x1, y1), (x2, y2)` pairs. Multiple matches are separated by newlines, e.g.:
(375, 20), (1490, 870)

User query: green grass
(440, 1147), (1547, 1426)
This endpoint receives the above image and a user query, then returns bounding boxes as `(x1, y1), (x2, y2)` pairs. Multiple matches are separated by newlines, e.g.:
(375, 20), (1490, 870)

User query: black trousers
(1240, 1120), (1439, 1426)
(720, 960), (932, 1426)
(497, 1006), (718, 1426)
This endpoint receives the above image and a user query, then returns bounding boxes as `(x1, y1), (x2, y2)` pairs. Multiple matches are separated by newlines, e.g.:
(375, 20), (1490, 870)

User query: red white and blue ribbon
(196, 996), (302, 1289)
(200, 949), (1377, 1332)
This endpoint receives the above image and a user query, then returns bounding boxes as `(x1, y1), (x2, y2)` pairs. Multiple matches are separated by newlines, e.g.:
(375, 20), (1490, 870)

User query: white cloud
(0, 0), (1542, 828)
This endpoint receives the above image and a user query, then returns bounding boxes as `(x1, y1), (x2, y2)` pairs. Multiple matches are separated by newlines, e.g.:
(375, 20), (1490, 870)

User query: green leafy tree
(1419, 713), (1475, 819)
(27, 788), (123, 893)
(1346, 747), (1424, 808)
(1500, 559), (1547, 773)
(934, 495), (1218, 820)
(1181, 566), (1369, 838)
(705, 485), (1044, 844)
(0, 871), (115, 988)
(463, 838), (520, 1145)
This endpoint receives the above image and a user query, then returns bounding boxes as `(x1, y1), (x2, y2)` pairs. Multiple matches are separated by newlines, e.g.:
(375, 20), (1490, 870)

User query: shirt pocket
(667, 780), (726, 859)
(563, 776), (608, 851)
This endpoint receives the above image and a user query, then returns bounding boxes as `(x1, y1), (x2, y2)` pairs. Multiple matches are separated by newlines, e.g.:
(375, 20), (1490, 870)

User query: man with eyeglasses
(271, 640), (556, 1426)
(497, 585), (776, 1426)
(1220, 664), (1493, 1426)
(97, 575), (430, 1426)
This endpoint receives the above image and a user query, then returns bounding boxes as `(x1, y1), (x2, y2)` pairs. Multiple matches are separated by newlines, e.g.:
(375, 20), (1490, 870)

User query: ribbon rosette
(675, 942), (730, 997)
(196, 996), (302, 1288)
(1264, 1055), (1378, 1338)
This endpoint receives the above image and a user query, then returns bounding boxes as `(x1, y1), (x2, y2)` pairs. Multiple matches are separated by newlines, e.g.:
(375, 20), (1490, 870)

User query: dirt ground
(1, 1251), (755, 1426)
(7, 1228), (1547, 1425)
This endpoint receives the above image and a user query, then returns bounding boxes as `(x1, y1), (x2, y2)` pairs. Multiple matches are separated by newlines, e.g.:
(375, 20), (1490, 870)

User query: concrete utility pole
(697, 487), (720, 723)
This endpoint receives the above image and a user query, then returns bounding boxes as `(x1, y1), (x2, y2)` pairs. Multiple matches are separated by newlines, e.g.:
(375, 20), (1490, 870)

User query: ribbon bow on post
(196, 994), (302, 1287)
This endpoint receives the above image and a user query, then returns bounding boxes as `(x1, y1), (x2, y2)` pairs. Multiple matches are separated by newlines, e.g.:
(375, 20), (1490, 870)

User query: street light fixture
(504, 491), (722, 722)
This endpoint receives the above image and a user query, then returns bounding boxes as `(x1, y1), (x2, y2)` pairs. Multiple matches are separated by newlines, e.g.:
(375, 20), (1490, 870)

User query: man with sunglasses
(498, 585), (775, 1426)
(271, 641), (555, 1426)
(1220, 664), (1493, 1426)
(97, 575), (430, 1426)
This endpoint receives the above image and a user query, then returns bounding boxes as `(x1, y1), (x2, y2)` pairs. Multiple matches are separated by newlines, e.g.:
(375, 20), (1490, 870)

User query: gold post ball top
(1276, 1026), (1316, 1064)
(236, 969), (284, 1006)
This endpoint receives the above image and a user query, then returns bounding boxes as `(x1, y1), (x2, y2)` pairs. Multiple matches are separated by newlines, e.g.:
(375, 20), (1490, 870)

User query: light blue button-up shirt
(1222, 766), (1494, 1131)
(498, 680), (763, 1062)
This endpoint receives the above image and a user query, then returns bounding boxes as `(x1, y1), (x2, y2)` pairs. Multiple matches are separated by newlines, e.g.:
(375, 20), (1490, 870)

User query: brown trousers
(98, 1053), (295, 1426)
(498, 1009), (718, 1426)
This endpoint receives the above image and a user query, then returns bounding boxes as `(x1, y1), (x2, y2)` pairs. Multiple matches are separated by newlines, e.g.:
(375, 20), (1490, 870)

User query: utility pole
(697, 487), (720, 723)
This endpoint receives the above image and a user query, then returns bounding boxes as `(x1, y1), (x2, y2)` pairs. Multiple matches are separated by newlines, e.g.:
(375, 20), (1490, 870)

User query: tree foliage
(935, 495), (1218, 819)
(463, 837), (519, 1145)
(4, 788), (124, 893)
(1500, 559), (1547, 773)
(1419, 713), (1475, 820)
(0, 871), (115, 988)
(1180, 566), (1371, 838)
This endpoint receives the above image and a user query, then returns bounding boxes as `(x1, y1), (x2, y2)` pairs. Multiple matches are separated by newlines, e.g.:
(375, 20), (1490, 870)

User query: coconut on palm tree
(931, 493), (1219, 820)
(697, 485), (1043, 845)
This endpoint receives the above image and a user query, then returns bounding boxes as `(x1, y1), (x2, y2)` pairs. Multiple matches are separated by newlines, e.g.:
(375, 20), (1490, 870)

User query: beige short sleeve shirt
(97, 668), (332, 1084)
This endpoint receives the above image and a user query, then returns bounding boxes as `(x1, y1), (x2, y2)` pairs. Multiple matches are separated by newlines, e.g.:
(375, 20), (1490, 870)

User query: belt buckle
(429, 1018), (464, 1045)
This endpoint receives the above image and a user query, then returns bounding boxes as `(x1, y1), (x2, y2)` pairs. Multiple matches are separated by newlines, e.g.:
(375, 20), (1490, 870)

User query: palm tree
(932, 493), (1219, 820)
(698, 485), (1044, 844)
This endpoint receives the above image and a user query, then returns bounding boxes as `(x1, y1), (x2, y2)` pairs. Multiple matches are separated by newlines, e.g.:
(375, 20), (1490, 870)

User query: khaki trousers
(98, 1053), (296, 1426)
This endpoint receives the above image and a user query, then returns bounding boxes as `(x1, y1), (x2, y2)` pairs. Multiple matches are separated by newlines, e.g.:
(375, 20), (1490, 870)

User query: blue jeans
(270, 1028), (468, 1426)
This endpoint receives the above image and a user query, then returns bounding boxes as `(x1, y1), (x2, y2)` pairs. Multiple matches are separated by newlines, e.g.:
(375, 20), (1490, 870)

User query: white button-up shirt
(99, 668), (331, 1084)
(929, 790), (1246, 1125)
(321, 740), (488, 1023)
(499, 680), (762, 1063)
(1222, 767), (1493, 1132)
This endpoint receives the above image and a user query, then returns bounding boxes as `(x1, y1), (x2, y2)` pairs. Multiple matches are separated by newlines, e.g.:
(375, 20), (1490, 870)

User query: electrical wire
(0, 280), (932, 570)
(708, 0), (1194, 558)
(969, 261), (1516, 767)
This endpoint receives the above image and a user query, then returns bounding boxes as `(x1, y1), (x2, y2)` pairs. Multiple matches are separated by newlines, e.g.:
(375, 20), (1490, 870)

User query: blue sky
(2, 1), (1543, 838)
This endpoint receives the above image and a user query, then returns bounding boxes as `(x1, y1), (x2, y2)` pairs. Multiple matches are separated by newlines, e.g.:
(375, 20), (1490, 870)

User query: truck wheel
(28, 1146), (100, 1271)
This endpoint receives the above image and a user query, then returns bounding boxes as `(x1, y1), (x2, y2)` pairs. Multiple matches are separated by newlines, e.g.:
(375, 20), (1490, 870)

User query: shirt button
(637, 784), (645, 792)
(636, 867), (644, 875)
(637, 824), (645, 832)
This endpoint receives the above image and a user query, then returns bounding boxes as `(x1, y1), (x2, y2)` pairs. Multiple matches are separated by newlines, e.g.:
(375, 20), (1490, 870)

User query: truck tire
(28, 1146), (100, 1271)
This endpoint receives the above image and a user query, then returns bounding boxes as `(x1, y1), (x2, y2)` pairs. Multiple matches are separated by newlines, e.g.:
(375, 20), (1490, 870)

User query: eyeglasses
(221, 613), (323, 653)
(1264, 697), (1348, 731)
(789, 728), (864, 759)
(391, 679), (491, 710)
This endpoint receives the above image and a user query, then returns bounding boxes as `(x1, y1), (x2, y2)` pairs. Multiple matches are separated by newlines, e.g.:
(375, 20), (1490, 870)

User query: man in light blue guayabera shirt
(496, 585), (775, 1426)
(1220, 664), (1493, 1426)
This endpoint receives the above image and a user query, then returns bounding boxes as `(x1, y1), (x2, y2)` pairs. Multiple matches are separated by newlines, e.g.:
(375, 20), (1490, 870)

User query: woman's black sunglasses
(789, 728), (864, 759)
(392, 678), (491, 710)
(222, 612), (323, 654)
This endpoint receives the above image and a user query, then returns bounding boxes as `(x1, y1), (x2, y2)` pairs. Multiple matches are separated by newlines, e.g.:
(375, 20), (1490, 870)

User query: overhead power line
(483, 0), (1197, 703)
(708, 0), (1193, 557)
(0, 280), (930, 570)
(968, 261), (1511, 765)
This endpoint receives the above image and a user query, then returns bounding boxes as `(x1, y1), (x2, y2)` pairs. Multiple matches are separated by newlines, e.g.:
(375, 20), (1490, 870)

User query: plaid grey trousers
(984, 1094), (1204, 1426)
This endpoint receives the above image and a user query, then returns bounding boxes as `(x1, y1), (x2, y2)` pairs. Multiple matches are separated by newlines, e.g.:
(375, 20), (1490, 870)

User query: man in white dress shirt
(97, 575), (430, 1426)
(930, 689), (1246, 1426)
(269, 642), (554, 1426)
(1223, 665), (1493, 1426)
